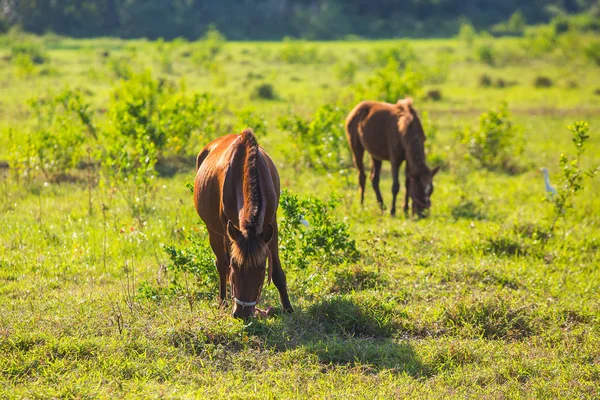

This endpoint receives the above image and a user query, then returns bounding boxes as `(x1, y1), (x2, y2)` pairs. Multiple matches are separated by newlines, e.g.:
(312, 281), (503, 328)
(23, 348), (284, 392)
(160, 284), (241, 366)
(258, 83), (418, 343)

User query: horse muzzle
(232, 297), (257, 319)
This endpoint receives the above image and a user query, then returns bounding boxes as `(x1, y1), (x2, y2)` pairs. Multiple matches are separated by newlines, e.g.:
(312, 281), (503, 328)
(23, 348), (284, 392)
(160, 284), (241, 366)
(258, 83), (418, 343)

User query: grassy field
(0, 30), (599, 398)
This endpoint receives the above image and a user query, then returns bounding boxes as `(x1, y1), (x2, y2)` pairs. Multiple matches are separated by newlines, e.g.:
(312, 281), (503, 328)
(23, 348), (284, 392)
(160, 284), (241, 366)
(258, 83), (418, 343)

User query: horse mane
(229, 128), (269, 268)
(395, 98), (429, 174)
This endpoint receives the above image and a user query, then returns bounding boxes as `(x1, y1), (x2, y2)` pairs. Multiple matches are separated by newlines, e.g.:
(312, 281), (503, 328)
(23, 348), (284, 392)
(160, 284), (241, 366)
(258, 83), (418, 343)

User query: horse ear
(432, 166), (440, 177)
(260, 224), (274, 243)
(227, 220), (242, 241)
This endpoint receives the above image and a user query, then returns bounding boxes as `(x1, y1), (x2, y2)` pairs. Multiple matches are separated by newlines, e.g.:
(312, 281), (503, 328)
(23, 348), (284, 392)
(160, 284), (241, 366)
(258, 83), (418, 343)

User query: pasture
(0, 29), (599, 398)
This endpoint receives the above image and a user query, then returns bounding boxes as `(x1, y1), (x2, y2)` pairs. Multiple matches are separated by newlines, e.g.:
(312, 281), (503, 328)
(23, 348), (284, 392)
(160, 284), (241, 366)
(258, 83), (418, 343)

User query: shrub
(355, 59), (423, 104)
(279, 190), (359, 270)
(8, 89), (96, 182)
(251, 83), (276, 100)
(10, 41), (48, 65)
(277, 103), (349, 172)
(277, 38), (321, 64)
(475, 43), (495, 65)
(109, 70), (219, 157)
(457, 22), (476, 47)
(533, 76), (553, 88)
(523, 25), (558, 57)
(236, 107), (268, 137)
(334, 61), (357, 83)
(456, 103), (523, 172)
(163, 229), (218, 293)
(478, 74), (492, 87)
(106, 55), (134, 80)
(368, 41), (418, 68)
(101, 134), (157, 217)
(584, 41), (600, 65)
(425, 89), (442, 101)
(191, 25), (226, 67)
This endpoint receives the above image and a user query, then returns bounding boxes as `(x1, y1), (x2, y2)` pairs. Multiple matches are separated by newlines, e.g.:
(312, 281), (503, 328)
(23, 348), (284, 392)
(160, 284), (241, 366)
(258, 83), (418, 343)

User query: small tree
(546, 121), (596, 233)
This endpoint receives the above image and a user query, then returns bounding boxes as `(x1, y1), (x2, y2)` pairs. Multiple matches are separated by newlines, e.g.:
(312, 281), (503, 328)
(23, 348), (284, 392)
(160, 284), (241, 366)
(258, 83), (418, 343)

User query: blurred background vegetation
(1, 0), (600, 40)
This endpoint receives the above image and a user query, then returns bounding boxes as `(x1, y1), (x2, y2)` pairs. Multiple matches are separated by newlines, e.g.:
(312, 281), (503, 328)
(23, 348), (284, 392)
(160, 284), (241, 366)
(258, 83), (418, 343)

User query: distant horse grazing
(345, 98), (439, 217)
(194, 128), (293, 318)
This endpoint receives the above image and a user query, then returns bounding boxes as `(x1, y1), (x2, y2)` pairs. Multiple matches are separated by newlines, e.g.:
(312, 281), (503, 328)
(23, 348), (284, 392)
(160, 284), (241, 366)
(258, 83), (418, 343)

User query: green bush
(523, 25), (558, 57)
(101, 134), (157, 217)
(533, 76), (553, 88)
(236, 107), (268, 137)
(475, 43), (495, 65)
(457, 103), (523, 172)
(277, 104), (350, 172)
(8, 89), (96, 182)
(355, 59), (423, 104)
(162, 229), (219, 294)
(279, 190), (359, 270)
(109, 70), (219, 157)
(334, 61), (357, 83)
(457, 21), (476, 47)
(191, 25), (226, 67)
(584, 41), (600, 65)
(10, 41), (48, 64)
(368, 41), (418, 68)
(250, 82), (276, 100)
(276, 38), (322, 64)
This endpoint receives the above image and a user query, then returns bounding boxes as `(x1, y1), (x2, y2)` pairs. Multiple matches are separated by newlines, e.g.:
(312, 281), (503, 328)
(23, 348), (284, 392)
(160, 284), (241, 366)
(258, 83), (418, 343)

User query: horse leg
(208, 232), (230, 307)
(268, 221), (293, 313)
(390, 158), (402, 216)
(404, 165), (411, 216)
(370, 158), (385, 210)
(350, 140), (366, 206)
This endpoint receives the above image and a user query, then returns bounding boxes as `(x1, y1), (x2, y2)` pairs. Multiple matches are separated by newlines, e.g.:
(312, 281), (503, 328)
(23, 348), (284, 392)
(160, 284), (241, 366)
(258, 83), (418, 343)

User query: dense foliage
(2, 0), (600, 39)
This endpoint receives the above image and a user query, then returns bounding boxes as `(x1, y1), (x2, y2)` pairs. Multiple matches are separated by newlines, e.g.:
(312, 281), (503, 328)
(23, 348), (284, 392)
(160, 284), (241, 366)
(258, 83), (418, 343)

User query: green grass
(0, 33), (599, 398)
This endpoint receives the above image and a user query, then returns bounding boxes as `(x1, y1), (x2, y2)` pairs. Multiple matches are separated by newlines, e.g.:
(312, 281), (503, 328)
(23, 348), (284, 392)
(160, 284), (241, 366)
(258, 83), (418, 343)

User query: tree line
(1, 0), (599, 40)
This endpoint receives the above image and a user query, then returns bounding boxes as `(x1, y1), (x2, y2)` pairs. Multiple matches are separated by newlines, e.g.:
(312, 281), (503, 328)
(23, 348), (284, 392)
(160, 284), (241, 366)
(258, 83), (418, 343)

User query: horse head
(408, 166), (440, 217)
(226, 221), (273, 319)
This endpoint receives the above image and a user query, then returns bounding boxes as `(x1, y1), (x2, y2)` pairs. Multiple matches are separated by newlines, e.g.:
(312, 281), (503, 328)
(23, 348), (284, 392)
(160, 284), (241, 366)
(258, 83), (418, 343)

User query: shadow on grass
(242, 296), (431, 377)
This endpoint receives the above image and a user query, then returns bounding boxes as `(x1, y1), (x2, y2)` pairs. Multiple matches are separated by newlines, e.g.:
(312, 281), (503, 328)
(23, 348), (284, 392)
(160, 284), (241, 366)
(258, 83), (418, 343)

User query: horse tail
(345, 102), (369, 144)
(196, 148), (210, 171)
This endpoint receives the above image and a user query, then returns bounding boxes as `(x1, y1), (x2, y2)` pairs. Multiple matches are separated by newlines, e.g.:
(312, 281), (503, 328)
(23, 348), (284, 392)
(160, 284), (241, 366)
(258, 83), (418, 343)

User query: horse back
(194, 134), (279, 237)
(347, 101), (403, 161)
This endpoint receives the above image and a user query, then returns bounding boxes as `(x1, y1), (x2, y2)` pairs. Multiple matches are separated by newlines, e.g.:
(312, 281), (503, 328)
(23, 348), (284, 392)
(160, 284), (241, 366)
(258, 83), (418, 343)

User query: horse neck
(240, 133), (263, 234)
(404, 131), (428, 172)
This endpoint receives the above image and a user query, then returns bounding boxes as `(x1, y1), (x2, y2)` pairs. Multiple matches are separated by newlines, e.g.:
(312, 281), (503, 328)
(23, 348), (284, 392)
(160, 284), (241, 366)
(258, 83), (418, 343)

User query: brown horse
(345, 98), (439, 217)
(194, 128), (293, 318)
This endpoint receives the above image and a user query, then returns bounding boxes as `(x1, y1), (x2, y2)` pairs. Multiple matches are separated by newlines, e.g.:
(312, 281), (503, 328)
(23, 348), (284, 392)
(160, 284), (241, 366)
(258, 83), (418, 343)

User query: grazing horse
(345, 98), (439, 217)
(194, 128), (293, 318)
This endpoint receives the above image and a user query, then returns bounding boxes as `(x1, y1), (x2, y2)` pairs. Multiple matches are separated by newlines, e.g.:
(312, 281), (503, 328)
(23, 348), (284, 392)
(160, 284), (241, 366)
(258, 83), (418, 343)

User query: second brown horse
(345, 98), (439, 217)
(194, 129), (293, 318)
